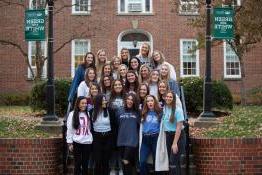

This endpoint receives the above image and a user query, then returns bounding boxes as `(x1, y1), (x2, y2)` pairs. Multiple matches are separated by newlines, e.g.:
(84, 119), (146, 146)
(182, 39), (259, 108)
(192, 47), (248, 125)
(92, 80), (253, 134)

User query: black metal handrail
(180, 85), (190, 175)
(62, 102), (72, 175)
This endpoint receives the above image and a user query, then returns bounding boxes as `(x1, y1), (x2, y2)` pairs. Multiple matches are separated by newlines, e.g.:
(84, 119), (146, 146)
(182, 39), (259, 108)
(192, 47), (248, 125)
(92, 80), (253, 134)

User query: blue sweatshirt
(142, 111), (161, 134)
(117, 109), (140, 147)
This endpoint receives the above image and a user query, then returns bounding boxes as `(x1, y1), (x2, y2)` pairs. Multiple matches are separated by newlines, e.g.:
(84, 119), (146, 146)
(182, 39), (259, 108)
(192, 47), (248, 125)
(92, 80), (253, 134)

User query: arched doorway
(118, 30), (153, 58)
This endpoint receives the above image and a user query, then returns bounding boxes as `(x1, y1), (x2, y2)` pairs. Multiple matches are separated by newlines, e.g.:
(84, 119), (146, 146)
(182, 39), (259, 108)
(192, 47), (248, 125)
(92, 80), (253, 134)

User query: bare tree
(0, 0), (100, 81)
(182, 0), (262, 104)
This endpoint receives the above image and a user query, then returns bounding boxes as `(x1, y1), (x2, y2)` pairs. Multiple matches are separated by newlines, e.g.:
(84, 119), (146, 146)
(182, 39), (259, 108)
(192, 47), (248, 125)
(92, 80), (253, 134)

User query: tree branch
(0, 39), (36, 78)
(54, 37), (75, 54)
(0, 40), (27, 57)
(0, 0), (25, 8)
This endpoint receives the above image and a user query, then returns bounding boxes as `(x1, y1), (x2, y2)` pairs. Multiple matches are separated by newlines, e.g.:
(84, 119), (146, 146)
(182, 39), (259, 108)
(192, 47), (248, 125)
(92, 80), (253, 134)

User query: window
(71, 39), (90, 77)
(179, 0), (199, 15)
(28, 41), (47, 79)
(224, 42), (241, 78)
(118, 0), (152, 14)
(29, 0), (46, 9)
(72, 0), (91, 14)
(180, 39), (199, 77)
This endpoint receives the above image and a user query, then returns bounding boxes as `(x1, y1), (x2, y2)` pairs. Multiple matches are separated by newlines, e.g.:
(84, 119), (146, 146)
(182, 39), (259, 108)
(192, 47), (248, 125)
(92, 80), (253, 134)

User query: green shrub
(180, 77), (203, 112)
(212, 80), (233, 110)
(0, 93), (30, 106)
(180, 77), (233, 113)
(30, 79), (71, 117)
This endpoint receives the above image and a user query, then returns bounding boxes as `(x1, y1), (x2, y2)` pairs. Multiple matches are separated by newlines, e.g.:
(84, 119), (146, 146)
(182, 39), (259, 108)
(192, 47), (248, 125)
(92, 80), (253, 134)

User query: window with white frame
(71, 39), (90, 77)
(224, 42), (241, 78)
(28, 41), (47, 78)
(72, 0), (91, 14)
(29, 0), (46, 9)
(180, 39), (199, 77)
(179, 0), (199, 15)
(118, 0), (152, 14)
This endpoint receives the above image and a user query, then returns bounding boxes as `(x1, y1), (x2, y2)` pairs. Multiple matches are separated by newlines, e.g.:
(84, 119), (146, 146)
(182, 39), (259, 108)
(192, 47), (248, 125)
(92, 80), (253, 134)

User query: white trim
(180, 39), (200, 77)
(27, 41), (47, 79)
(223, 42), (241, 79)
(72, 0), (91, 15)
(71, 39), (91, 77)
(117, 29), (153, 56)
(178, 0), (199, 16)
(117, 0), (153, 14)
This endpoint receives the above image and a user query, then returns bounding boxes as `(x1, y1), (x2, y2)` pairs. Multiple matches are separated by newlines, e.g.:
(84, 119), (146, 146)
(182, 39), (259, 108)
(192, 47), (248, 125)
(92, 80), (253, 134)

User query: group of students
(66, 43), (186, 175)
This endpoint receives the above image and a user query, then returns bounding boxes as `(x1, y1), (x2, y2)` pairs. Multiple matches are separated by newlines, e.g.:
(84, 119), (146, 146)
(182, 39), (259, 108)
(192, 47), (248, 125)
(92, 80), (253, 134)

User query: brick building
(0, 0), (261, 100)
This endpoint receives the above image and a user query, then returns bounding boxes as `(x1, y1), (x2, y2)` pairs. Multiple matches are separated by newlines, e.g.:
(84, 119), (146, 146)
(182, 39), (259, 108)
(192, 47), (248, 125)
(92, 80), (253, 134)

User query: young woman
(117, 93), (140, 175)
(139, 64), (151, 84)
(125, 70), (139, 94)
(163, 91), (186, 175)
(108, 80), (125, 119)
(160, 63), (180, 97)
(111, 56), (122, 80)
(108, 80), (125, 174)
(91, 94), (117, 175)
(158, 80), (170, 108)
(136, 43), (153, 68)
(101, 63), (113, 80)
(67, 96), (93, 175)
(152, 50), (177, 81)
(96, 49), (108, 82)
(148, 69), (160, 98)
(77, 67), (97, 98)
(86, 82), (101, 112)
(139, 95), (162, 175)
(68, 52), (95, 104)
(120, 48), (130, 67)
(138, 83), (149, 111)
(118, 64), (128, 85)
(128, 56), (141, 76)
(100, 75), (113, 100)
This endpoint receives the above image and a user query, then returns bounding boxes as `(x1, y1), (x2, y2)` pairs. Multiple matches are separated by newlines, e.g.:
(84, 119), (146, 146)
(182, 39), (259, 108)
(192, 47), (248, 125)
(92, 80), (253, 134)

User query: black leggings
(93, 131), (113, 175)
(73, 142), (91, 175)
(165, 130), (186, 175)
(119, 146), (137, 175)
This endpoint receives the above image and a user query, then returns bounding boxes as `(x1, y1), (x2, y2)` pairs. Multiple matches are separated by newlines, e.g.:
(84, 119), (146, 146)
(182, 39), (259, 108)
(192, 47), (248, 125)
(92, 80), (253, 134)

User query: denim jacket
(68, 65), (86, 102)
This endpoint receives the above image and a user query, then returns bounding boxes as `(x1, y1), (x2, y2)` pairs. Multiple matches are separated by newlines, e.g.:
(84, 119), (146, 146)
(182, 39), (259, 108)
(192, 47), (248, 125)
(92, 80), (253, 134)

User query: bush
(30, 79), (71, 117)
(180, 77), (233, 113)
(212, 80), (233, 110)
(0, 93), (30, 106)
(180, 77), (203, 113)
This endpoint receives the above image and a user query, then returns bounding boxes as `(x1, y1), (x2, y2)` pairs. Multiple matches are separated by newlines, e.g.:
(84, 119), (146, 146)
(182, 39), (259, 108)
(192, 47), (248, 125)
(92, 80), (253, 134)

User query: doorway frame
(117, 29), (153, 56)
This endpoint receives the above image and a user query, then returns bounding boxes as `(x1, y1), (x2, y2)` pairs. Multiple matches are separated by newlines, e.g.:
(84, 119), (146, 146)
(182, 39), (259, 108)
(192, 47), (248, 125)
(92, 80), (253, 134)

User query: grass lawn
(203, 105), (262, 137)
(0, 105), (44, 116)
(0, 106), (52, 138)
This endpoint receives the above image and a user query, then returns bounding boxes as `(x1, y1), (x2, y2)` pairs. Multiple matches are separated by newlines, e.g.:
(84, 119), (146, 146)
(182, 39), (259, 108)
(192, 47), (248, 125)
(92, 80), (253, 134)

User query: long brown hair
(165, 91), (176, 123)
(141, 95), (162, 122)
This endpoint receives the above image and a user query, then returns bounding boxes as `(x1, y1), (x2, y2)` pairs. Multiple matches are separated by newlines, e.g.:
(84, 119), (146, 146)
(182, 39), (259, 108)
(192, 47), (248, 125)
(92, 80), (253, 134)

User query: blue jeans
(139, 133), (159, 175)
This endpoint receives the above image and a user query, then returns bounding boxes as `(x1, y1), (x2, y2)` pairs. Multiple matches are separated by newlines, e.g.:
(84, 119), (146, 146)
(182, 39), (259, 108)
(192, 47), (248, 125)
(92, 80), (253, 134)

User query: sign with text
(212, 7), (234, 39)
(25, 9), (45, 41)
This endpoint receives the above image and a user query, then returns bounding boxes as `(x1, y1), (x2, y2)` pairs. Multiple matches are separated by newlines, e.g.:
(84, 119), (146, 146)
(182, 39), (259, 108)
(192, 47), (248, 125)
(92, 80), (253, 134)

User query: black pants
(93, 131), (112, 175)
(165, 130), (186, 175)
(119, 146), (137, 175)
(73, 142), (91, 175)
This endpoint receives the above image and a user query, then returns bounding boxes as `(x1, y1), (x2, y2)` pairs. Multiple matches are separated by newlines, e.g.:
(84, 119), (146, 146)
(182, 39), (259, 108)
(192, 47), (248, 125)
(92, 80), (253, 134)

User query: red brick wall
(191, 137), (262, 175)
(0, 1), (261, 95)
(0, 138), (63, 175)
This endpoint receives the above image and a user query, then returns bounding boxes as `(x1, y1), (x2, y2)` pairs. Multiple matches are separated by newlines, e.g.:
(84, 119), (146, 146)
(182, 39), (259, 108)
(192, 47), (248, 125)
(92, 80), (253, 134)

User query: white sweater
(77, 81), (90, 97)
(66, 111), (93, 144)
